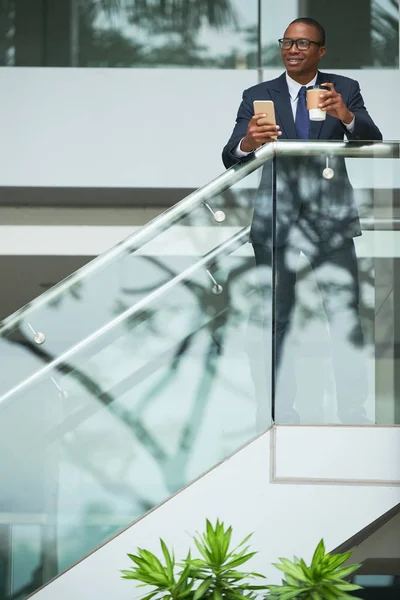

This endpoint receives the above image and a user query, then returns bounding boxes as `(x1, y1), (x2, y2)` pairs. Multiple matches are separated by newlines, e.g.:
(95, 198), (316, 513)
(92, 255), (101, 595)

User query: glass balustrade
(0, 140), (399, 600)
(271, 141), (400, 426)
(0, 152), (273, 600)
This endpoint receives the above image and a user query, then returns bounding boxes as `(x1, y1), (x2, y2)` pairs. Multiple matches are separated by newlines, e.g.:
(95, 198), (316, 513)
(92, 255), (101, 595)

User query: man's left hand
(318, 83), (354, 125)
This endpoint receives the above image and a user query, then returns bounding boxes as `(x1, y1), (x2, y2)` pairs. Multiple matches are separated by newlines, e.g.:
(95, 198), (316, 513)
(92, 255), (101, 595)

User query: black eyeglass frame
(278, 38), (323, 50)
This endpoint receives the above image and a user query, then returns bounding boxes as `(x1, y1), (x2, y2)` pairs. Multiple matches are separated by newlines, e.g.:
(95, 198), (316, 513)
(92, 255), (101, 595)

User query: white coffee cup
(306, 85), (327, 121)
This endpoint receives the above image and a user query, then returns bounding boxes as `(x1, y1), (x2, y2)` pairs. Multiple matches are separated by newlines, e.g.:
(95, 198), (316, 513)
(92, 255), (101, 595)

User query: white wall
(31, 426), (400, 600)
(273, 426), (400, 483)
(0, 67), (398, 190)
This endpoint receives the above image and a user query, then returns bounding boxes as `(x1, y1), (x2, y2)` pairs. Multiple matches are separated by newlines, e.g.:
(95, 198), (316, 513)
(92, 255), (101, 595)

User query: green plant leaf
(206, 520), (215, 541)
(176, 562), (192, 592)
(193, 578), (213, 600)
(160, 539), (174, 582)
(179, 583), (195, 598)
(205, 521), (219, 563)
(249, 572), (266, 579)
(279, 589), (306, 600)
(188, 559), (207, 568)
(235, 533), (253, 550)
(216, 520), (228, 563)
(127, 553), (145, 567)
(222, 526), (233, 560)
(224, 593), (255, 600)
(334, 583), (363, 592)
(211, 521), (224, 565)
(122, 572), (165, 586)
(273, 560), (311, 584)
(242, 585), (269, 590)
(194, 536), (213, 563)
(213, 589), (223, 600)
(140, 592), (160, 600)
(326, 565), (361, 580)
(221, 570), (249, 581)
(121, 569), (138, 579)
(138, 549), (166, 574)
(223, 553), (256, 570)
(311, 540), (326, 566)
(282, 574), (301, 587)
(327, 552), (352, 570)
(319, 584), (341, 600)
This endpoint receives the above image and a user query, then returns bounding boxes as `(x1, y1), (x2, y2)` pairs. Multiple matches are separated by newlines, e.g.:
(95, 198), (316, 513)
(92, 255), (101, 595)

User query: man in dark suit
(222, 18), (382, 425)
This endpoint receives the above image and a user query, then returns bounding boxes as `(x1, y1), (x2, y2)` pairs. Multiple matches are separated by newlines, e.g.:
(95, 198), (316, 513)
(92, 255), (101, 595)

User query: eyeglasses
(278, 38), (322, 50)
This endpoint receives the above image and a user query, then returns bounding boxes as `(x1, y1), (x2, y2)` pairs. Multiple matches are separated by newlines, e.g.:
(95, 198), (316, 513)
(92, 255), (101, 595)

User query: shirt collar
(286, 72), (318, 100)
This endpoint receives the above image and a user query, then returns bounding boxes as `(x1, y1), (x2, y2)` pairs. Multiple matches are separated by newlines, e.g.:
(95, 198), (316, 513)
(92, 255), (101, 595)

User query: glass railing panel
(272, 141), (400, 425)
(2, 141), (399, 600)
(0, 159), (268, 402)
(0, 160), (273, 600)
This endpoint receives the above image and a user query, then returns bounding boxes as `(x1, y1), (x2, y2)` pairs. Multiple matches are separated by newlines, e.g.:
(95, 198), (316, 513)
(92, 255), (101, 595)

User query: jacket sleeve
(344, 80), (382, 141)
(222, 89), (254, 169)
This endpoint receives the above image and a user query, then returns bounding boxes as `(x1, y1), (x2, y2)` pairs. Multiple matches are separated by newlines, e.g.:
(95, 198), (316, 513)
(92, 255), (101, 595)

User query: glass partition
(262, 0), (399, 69)
(1, 1), (398, 69)
(0, 140), (399, 600)
(0, 0), (258, 68)
(0, 165), (264, 400)
(0, 159), (273, 600)
(272, 141), (400, 425)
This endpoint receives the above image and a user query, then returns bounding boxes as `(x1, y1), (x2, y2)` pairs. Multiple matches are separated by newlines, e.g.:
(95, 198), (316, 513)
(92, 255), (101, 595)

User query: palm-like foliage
(187, 519), (267, 600)
(371, 0), (399, 67)
(122, 519), (268, 600)
(122, 540), (195, 600)
(81, 0), (237, 29)
(266, 539), (362, 600)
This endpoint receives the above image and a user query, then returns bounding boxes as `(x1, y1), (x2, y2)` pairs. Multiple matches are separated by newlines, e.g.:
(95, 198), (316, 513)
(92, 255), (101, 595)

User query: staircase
(0, 140), (399, 600)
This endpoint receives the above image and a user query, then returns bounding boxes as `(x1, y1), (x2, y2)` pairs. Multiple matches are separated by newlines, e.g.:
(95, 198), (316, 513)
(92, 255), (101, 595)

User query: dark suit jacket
(222, 71), (382, 248)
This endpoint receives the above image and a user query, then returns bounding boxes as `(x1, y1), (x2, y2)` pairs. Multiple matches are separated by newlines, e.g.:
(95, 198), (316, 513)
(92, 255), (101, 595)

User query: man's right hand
(240, 114), (282, 153)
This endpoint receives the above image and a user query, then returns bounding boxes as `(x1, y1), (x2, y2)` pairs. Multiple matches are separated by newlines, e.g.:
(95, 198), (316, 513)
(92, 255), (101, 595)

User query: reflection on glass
(0, 0), (15, 66)
(262, 0), (399, 68)
(0, 0), (259, 68)
(268, 147), (399, 425)
(0, 162), (272, 600)
(0, 199), (247, 399)
(371, 0), (399, 66)
(2, 1), (397, 69)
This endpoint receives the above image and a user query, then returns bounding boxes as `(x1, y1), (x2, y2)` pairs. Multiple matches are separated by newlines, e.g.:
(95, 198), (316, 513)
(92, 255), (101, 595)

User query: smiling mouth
(287, 58), (303, 63)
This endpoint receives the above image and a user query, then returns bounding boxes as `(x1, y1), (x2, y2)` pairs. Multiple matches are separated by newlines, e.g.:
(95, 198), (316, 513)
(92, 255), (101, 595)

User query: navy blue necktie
(295, 86), (310, 139)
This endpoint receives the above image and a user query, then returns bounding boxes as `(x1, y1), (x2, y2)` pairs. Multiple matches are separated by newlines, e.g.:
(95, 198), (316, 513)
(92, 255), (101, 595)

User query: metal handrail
(1, 211), (398, 406)
(0, 140), (398, 335)
(0, 147), (274, 335)
(0, 227), (250, 406)
(0, 140), (398, 402)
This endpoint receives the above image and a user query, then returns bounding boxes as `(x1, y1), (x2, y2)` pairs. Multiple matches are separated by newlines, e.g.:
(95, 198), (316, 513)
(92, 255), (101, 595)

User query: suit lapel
(309, 71), (331, 140)
(270, 73), (297, 140)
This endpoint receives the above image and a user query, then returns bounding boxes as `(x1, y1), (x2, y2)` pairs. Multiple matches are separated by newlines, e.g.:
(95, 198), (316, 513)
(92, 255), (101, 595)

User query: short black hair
(288, 18), (326, 45)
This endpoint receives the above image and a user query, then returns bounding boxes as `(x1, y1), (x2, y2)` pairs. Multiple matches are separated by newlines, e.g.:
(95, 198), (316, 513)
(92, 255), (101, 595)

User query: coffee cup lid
(307, 85), (325, 90)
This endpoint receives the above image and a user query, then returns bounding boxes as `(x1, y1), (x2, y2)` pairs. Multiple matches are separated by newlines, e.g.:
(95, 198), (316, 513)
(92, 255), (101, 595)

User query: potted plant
(266, 539), (363, 599)
(122, 521), (363, 600)
(122, 519), (268, 600)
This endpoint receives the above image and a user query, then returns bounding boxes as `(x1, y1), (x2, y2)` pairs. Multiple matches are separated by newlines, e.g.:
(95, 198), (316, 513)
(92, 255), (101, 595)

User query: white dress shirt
(235, 72), (355, 158)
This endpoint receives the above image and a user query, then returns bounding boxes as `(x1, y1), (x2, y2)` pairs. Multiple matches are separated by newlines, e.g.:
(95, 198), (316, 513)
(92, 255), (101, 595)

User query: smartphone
(253, 100), (276, 125)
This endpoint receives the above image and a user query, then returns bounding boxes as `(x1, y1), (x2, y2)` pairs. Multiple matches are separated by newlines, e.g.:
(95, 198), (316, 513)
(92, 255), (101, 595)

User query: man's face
(281, 22), (326, 78)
